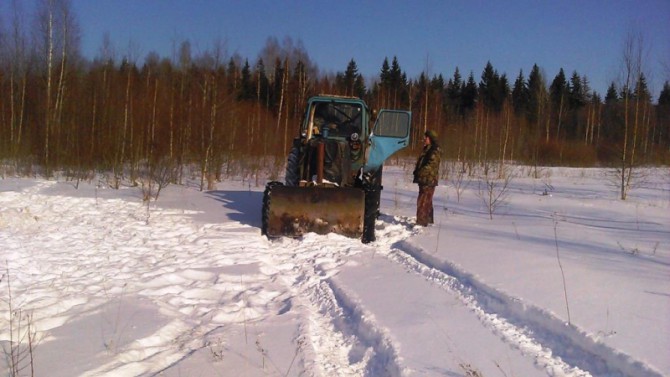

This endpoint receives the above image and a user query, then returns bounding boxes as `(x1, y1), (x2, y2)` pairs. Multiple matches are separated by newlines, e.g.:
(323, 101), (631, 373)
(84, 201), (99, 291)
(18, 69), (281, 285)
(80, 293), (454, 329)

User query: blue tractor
(262, 95), (411, 243)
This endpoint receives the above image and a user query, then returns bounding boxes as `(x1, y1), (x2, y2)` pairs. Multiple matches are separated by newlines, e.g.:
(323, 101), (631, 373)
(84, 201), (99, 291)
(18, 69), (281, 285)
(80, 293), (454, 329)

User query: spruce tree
(255, 58), (270, 106)
(658, 81), (670, 107)
(605, 82), (619, 104)
(512, 70), (529, 116)
(479, 61), (500, 110)
(271, 57), (284, 109)
(603, 82), (622, 142)
(499, 73), (510, 107)
(390, 56), (403, 88)
(461, 72), (478, 113)
(634, 73), (651, 101)
(569, 71), (586, 109)
(657, 81), (670, 146)
(527, 64), (547, 124)
(550, 68), (567, 109)
(339, 59), (365, 98)
(446, 67), (463, 115)
(431, 74), (445, 91)
(380, 57), (390, 86)
(238, 59), (254, 101)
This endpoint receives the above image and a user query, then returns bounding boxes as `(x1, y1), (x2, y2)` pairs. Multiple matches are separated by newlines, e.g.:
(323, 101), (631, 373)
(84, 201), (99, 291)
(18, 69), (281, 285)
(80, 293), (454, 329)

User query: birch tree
(5, 0), (30, 163)
(549, 68), (567, 142)
(34, 0), (80, 175)
(617, 29), (648, 200)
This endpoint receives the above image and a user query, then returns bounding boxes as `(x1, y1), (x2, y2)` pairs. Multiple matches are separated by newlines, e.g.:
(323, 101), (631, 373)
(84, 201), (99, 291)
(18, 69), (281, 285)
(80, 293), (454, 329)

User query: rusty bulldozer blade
(265, 185), (365, 239)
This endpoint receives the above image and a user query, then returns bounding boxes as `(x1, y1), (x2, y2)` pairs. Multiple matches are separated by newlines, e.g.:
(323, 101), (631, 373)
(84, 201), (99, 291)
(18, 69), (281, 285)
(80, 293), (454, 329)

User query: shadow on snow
(206, 190), (263, 230)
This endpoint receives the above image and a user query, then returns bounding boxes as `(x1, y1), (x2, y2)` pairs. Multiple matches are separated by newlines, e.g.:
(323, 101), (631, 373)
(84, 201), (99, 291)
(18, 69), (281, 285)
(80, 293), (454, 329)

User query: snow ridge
(325, 277), (404, 377)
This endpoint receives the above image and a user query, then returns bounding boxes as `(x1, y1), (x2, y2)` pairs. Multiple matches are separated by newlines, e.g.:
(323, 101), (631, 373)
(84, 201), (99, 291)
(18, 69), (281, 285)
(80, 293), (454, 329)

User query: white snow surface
(1, 165), (668, 377)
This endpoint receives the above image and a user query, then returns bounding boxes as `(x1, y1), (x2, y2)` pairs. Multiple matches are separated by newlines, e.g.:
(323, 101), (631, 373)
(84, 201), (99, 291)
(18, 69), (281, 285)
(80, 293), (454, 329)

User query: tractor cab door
(364, 110), (412, 173)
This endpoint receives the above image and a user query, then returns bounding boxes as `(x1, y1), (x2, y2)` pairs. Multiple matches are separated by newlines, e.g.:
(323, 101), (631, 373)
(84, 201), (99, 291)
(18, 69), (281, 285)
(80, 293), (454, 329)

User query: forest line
(1, 0), (668, 186)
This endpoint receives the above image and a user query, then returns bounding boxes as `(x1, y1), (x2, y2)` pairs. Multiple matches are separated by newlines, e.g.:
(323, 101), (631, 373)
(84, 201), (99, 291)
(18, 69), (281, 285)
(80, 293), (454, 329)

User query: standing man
(413, 130), (441, 226)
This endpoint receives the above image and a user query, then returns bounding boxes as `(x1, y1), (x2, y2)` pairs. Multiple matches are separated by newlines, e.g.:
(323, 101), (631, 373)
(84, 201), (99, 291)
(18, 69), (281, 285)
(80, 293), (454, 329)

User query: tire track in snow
(322, 277), (404, 377)
(258, 217), (419, 376)
(259, 233), (402, 376)
(373, 216), (663, 377)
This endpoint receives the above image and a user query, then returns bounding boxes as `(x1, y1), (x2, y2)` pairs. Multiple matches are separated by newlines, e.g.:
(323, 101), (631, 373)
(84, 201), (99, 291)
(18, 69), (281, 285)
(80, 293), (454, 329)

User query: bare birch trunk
(276, 59), (288, 152)
(53, 22), (69, 168)
(45, 1), (55, 174)
(207, 77), (218, 190)
(619, 29), (645, 200)
(554, 92), (564, 142)
(117, 64), (132, 184)
(423, 85), (428, 135)
(150, 77), (158, 163)
(90, 87), (97, 162)
(621, 91), (629, 200)
(625, 93), (641, 192)
(641, 102), (650, 155)
(169, 83), (175, 161)
(500, 103), (511, 176)
(9, 70), (16, 150)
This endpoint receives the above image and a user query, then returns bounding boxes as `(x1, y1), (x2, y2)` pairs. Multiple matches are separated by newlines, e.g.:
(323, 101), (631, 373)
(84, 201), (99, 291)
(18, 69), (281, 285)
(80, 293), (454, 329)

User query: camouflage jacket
(413, 145), (441, 187)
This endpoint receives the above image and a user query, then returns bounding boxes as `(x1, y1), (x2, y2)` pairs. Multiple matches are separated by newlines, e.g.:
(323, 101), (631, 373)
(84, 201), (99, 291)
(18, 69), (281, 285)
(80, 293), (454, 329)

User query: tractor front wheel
(261, 181), (283, 237)
(362, 186), (381, 243)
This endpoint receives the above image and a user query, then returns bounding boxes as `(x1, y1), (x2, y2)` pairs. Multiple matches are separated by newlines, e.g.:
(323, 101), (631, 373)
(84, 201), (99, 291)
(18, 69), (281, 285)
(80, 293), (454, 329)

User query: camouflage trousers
(416, 185), (435, 226)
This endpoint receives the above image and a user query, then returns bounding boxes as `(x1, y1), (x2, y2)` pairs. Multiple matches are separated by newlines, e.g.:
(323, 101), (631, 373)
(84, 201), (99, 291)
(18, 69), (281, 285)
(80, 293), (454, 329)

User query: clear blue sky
(61, 1), (670, 99)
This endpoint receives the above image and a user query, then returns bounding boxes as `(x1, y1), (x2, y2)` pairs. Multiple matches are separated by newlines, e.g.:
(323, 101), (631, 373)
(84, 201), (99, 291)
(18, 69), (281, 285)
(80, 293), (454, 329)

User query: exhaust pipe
(316, 141), (325, 184)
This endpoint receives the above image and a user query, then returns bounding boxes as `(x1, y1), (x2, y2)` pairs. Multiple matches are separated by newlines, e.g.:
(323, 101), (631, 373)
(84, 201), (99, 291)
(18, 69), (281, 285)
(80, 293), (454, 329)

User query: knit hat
(425, 130), (438, 145)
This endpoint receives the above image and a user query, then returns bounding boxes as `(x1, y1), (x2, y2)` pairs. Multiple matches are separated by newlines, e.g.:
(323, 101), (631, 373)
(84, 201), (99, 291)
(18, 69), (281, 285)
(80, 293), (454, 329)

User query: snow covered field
(1, 165), (668, 377)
